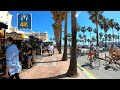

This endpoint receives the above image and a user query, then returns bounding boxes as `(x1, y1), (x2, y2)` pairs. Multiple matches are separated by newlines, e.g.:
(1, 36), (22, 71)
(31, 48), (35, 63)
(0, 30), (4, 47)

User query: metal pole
(3, 28), (5, 49)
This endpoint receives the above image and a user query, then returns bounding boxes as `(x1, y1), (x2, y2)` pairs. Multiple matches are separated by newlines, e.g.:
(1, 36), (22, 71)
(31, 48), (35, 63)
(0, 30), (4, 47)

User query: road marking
(77, 63), (96, 79)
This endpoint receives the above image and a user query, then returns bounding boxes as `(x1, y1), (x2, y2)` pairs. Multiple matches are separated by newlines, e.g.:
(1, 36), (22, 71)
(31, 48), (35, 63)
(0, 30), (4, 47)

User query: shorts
(27, 56), (32, 60)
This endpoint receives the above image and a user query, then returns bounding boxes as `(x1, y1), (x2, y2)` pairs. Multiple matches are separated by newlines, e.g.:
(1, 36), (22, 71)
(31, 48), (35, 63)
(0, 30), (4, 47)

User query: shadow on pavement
(40, 55), (49, 57)
(104, 66), (120, 72)
(39, 73), (67, 79)
(33, 60), (62, 64)
(81, 63), (90, 67)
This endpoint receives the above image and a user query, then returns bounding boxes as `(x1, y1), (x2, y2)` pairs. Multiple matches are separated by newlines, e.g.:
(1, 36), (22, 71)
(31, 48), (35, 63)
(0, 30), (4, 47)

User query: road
(77, 52), (120, 79)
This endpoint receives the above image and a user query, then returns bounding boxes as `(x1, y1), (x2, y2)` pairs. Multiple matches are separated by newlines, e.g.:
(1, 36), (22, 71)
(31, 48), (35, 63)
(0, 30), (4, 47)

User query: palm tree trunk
(100, 38), (101, 44)
(90, 32), (91, 44)
(66, 11), (78, 77)
(118, 31), (119, 46)
(62, 12), (68, 61)
(58, 17), (62, 54)
(112, 29), (114, 45)
(109, 39), (110, 45)
(69, 41), (70, 46)
(96, 23), (99, 45)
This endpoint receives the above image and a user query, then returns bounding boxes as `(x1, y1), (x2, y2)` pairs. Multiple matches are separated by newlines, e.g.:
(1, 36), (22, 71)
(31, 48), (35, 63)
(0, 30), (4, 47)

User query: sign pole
(3, 28), (5, 49)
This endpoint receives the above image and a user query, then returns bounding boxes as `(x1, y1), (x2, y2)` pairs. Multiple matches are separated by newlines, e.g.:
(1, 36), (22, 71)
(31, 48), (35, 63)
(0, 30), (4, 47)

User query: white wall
(0, 11), (12, 33)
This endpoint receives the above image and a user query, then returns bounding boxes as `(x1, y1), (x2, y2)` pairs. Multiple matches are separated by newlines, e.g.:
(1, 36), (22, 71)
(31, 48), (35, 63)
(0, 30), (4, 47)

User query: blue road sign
(17, 14), (32, 30)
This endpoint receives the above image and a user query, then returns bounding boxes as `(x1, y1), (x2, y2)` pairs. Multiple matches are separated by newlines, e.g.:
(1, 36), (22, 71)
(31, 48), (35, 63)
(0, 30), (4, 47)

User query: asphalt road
(77, 53), (120, 79)
(60, 48), (120, 79)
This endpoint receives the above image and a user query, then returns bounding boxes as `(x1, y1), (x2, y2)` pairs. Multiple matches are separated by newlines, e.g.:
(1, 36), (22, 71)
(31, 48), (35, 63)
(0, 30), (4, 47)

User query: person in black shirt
(26, 43), (33, 69)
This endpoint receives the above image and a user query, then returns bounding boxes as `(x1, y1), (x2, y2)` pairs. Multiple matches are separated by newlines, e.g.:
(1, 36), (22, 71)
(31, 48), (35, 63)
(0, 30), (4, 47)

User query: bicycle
(104, 54), (120, 70)
(87, 51), (100, 69)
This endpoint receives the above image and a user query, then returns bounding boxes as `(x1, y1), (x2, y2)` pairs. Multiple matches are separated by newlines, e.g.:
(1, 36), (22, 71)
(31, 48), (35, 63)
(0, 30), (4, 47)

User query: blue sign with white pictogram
(17, 14), (32, 30)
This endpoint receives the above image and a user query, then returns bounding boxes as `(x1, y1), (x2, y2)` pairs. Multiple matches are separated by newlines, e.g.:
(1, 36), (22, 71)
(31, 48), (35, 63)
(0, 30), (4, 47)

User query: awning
(0, 22), (8, 29)
(0, 30), (4, 37)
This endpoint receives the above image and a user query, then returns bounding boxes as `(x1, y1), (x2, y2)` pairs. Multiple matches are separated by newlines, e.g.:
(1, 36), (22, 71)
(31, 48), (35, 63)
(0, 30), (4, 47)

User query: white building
(0, 11), (13, 33)
(39, 32), (48, 42)
(24, 32), (48, 42)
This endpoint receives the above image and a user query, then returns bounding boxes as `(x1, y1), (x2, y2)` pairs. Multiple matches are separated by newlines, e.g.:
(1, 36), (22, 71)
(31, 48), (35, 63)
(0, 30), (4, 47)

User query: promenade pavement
(20, 49), (89, 79)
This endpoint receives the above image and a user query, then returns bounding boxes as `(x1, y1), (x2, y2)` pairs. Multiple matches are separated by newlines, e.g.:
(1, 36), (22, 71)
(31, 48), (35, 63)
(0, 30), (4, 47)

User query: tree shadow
(81, 62), (90, 67)
(39, 73), (67, 79)
(104, 65), (120, 72)
(33, 60), (62, 64)
(40, 55), (49, 57)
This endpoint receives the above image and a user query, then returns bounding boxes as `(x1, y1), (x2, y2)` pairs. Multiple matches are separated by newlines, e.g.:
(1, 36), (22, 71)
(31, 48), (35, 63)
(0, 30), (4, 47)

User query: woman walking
(26, 43), (33, 69)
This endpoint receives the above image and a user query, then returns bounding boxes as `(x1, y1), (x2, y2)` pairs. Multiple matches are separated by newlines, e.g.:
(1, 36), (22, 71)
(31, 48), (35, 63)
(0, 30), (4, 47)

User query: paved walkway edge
(77, 63), (96, 79)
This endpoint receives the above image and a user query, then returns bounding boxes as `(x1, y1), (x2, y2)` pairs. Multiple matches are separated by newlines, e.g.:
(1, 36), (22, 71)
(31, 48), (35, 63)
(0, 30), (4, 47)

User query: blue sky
(9, 11), (120, 44)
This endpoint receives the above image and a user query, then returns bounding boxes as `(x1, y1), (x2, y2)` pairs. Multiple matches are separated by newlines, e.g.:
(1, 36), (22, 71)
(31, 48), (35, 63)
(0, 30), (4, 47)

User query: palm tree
(93, 28), (97, 33)
(50, 38), (52, 41)
(114, 23), (120, 45)
(78, 34), (83, 45)
(67, 11), (78, 77)
(62, 12), (68, 61)
(81, 26), (86, 35)
(99, 17), (110, 48)
(83, 34), (87, 45)
(113, 22), (119, 44)
(108, 34), (112, 45)
(81, 26), (86, 46)
(93, 28), (97, 45)
(102, 38), (105, 46)
(88, 11), (104, 45)
(99, 32), (103, 44)
(87, 39), (91, 46)
(92, 36), (96, 44)
(77, 24), (80, 32)
(114, 35), (118, 45)
(104, 34), (108, 46)
(87, 26), (92, 38)
(52, 22), (59, 50)
(76, 39), (79, 45)
(28, 36), (42, 60)
(79, 40), (82, 46)
(117, 35), (119, 45)
(112, 34), (115, 45)
(108, 19), (115, 44)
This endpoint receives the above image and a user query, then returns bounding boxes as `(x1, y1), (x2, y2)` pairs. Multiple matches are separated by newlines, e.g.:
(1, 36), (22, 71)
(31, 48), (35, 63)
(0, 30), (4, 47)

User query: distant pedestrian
(77, 45), (81, 57)
(47, 44), (52, 56)
(26, 43), (33, 69)
(51, 43), (54, 55)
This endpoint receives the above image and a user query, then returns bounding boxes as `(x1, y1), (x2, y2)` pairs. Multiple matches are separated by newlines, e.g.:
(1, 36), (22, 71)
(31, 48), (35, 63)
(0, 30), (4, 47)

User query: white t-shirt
(51, 45), (54, 51)
(47, 45), (51, 51)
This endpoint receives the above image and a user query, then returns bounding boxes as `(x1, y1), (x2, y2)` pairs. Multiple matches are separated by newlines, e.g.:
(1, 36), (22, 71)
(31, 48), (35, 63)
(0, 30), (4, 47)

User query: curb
(77, 63), (96, 79)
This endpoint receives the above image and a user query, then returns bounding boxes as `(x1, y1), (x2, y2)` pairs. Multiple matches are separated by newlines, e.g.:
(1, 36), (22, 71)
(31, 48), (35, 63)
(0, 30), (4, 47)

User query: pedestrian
(88, 49), (94, 68)
(47, 44), (51, 56)
(26, 43), (33, 69)
(51, 43), (54, 55)
(3, 37), (22, 79)
(77, 45), (81, 57)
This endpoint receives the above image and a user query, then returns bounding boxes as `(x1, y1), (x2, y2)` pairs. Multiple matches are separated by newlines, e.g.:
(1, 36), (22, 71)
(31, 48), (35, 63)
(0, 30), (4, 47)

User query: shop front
(6, 32), (24, 49)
